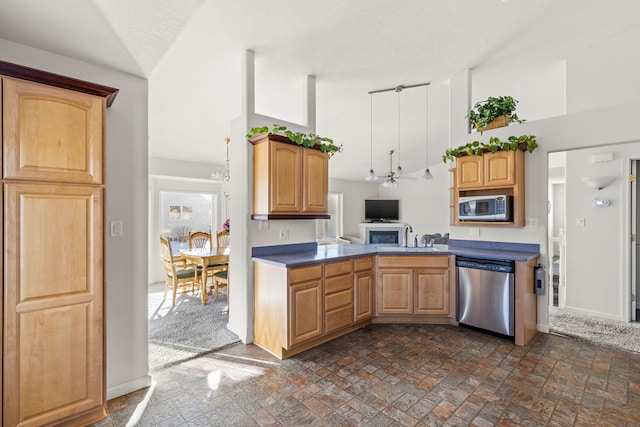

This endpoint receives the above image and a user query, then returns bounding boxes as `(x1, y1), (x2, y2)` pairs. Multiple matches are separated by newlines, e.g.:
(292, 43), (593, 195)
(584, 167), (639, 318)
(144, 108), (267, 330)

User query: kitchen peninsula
(252, 240), (539, 359)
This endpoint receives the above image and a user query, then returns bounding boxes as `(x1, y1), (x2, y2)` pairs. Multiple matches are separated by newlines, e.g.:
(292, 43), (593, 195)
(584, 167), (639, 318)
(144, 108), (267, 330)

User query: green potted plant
(442, 134), (538, 163)
(466, 96), (525, 133)
(246, 124), (342, 158)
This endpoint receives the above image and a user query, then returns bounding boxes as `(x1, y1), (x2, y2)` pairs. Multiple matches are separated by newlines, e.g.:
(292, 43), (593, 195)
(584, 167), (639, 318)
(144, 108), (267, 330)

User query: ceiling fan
(380, 149), (416, 188)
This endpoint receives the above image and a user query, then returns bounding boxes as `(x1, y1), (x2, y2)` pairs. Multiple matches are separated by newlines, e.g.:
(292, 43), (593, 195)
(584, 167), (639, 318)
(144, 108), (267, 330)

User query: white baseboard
(226, 322), (253, 344)
(537, 323), (550, 334)
(107, 374), (152, 400)
(559, 305), (623, 321)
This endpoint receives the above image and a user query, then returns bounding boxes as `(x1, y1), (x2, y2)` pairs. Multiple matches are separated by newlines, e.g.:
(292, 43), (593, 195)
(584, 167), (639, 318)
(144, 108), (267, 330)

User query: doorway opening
(149, 188), (238, 370)
(631, 160), (638, 320)
(548, 152), (566, 308)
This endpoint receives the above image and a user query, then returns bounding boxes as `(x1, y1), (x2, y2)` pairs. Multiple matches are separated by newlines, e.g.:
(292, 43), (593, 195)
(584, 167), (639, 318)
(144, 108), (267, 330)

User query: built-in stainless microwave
(458, 195), (513, 221)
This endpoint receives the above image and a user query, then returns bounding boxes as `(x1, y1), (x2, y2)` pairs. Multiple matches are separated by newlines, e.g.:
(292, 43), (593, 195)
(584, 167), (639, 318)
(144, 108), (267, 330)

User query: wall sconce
(581, 176), (615, 191)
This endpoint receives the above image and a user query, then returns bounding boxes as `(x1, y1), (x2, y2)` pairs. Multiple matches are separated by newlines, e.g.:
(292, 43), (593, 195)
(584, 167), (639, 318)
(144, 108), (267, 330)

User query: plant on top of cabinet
(442, 134), (538, 163)
(247, 124), (342, 158)
(466, 95), (525, 133)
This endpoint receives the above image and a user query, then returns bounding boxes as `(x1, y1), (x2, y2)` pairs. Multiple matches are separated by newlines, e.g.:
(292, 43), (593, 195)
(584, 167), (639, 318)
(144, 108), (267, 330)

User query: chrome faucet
(403, 225), (413, 247)
(419, 234), (435, 247)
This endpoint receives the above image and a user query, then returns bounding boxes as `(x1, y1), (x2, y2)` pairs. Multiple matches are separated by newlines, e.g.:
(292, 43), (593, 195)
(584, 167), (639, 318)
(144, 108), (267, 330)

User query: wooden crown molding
(0, 60), (119, 107)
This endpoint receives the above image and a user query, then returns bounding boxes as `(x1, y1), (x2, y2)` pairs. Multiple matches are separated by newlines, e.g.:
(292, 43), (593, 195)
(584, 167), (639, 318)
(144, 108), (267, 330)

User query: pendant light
(395, 86), (405, 176)
(423, 85), (433, 180)
(211, 137), (231, 182)
(365, 93), (378, 181)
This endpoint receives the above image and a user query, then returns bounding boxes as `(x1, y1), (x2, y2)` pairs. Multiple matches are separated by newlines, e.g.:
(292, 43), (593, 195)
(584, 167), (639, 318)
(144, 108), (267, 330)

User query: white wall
(564, 143), (639, 319)
(329, 178), (379, 236)
(567, 25), (640, 114)
(0, 39), (151, 398)
(377, 162), (451, 238)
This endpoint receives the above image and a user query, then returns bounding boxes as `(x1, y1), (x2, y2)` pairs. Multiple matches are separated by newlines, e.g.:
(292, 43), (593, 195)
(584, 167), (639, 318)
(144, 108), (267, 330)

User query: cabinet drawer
(325, 274), (352, 294)
(377, 255), (449, 269)
(354, 256), (374, 272)
(289, 264), (323, 283)
(325, 260), (352, 277)
(326, 288), (352, 311)
(326, 306), (353, 333)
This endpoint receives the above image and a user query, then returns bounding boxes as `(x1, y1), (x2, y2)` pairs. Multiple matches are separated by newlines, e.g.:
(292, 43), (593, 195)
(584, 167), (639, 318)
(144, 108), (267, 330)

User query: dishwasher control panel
(455, 257), (514, 273)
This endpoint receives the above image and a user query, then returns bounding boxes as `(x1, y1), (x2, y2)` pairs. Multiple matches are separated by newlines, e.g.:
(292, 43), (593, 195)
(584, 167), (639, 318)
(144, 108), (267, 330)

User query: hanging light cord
(370, 94), (373, 169)
(425, 86), (429, 165)
(397, 90), (401, 170)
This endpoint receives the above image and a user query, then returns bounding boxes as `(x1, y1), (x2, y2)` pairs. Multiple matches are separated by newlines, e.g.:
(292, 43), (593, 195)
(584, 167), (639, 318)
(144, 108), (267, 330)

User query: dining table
(179, 246), (229, 305)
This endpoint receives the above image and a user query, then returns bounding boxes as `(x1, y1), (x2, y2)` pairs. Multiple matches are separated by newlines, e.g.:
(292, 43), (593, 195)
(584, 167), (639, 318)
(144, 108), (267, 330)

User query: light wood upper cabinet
(452, 149), (525, 226)
(456, 150), (516, 189)
(3, 78), (103, 184)
(250, 135), (329, 220)
(456, 155), (483, 189)
(483, 150), (515, 187)
(302, 149), (328, 213)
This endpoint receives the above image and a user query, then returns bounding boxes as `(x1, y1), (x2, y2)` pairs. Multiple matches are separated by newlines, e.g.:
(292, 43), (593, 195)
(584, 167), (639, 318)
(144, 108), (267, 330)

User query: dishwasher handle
(455, 256), (514, 273)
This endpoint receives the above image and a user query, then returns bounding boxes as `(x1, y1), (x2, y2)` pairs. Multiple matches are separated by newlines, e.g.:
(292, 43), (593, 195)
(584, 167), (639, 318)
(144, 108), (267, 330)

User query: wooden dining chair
(160, 236), (201, 306)
(189, 231), (211, 249)
(212, 269), (228, 302)
(207, 231), (230, 301)
(216, 231), (230, 249)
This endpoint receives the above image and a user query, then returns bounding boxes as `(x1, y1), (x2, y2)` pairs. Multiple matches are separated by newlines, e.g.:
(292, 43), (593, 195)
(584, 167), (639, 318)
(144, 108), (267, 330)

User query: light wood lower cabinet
(414, 268), (450, 315)
(377, 269), (413, 314)
(255, 252), (536, 359)
(287, 264), (323, 347)
(354, 257), (374, 322)
(376, 255), (454, 322)
(254, 257), (373, 359)
(324, 262), (353, 334)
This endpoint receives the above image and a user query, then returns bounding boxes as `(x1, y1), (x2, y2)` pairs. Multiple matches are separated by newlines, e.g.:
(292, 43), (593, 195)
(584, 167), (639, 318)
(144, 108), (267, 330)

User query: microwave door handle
(469, 200), (476, 215)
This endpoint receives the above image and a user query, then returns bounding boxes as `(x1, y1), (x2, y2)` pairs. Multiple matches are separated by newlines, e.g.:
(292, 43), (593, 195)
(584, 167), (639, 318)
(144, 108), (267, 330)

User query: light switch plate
(110, 221), (123, 237)
(576, 217), (586, 227)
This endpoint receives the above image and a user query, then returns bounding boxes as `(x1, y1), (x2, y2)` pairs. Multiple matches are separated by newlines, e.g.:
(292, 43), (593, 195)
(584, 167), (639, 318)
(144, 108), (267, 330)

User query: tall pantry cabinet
(0, 61), (118, 426)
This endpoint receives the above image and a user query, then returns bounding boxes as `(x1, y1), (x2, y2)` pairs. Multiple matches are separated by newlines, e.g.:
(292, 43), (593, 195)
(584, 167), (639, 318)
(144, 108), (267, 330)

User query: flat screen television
(365, 199), (399, 222)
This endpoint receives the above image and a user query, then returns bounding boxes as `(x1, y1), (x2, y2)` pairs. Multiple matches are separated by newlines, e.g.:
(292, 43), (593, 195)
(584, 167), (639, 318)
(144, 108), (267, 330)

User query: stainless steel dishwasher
(456, 257), (515, 337)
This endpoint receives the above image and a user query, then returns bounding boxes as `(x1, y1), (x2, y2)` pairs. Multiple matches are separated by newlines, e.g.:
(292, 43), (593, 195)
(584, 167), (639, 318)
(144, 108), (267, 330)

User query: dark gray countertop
(251, 239), (540, 268)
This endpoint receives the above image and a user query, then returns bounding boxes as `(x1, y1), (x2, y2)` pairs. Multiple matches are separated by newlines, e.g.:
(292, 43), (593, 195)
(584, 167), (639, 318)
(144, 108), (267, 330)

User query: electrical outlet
(279, 229), (289, 240)
(468, 227), (480, 237)
(525, 218), (538, 228)
(576, 217), (586, 227)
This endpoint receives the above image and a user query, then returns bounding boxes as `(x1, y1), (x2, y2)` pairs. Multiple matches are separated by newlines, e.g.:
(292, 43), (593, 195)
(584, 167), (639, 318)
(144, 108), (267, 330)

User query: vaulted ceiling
(0, 0), (637, 180)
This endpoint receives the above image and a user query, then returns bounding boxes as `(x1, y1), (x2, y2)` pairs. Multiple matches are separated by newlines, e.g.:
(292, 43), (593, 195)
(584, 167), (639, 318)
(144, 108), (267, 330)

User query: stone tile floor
(95, 324), (640, 426)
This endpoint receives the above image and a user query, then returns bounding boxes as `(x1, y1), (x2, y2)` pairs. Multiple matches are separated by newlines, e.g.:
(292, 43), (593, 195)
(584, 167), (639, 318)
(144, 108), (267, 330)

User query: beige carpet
(148, 287), (239, 370)
(549, 306), (640, 354)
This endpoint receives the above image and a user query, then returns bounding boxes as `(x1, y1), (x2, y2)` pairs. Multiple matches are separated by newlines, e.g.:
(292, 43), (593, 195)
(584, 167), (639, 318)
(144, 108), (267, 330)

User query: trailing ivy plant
(246, 124), (343, 158)
(466, 96), (525, 133)
(442, 134), (538, 163)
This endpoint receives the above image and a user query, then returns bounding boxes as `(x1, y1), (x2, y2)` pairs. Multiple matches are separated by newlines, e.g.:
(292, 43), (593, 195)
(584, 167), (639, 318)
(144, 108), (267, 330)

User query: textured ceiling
(0, 0), (638, 180)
